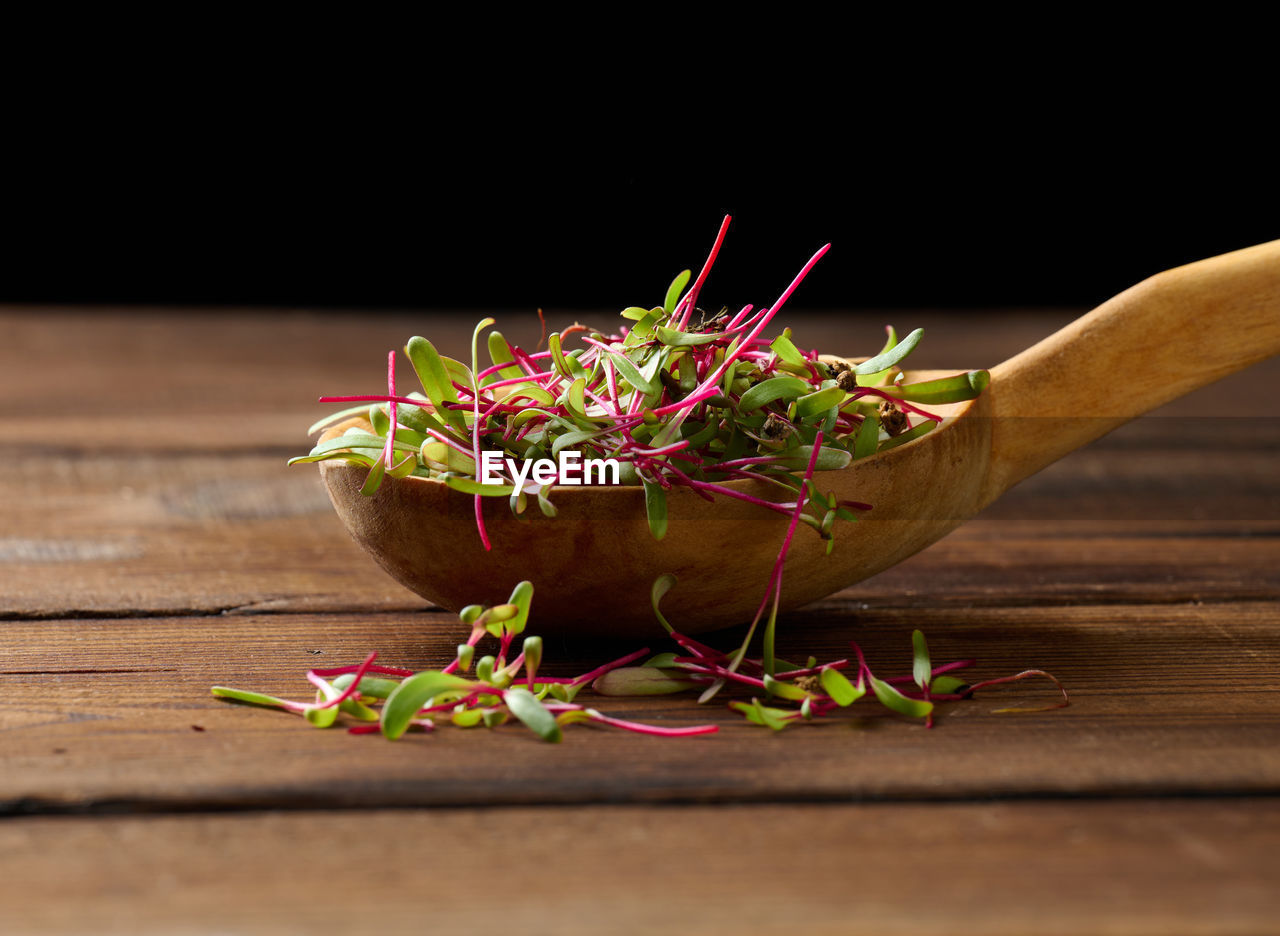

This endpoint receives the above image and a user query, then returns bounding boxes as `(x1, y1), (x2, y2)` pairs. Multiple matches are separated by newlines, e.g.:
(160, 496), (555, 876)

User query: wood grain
(5, 800), (1278, 935)
(2, 425), (1274, 618)
(1, 305), (1276, 933)
(3, 603), (1278, 812)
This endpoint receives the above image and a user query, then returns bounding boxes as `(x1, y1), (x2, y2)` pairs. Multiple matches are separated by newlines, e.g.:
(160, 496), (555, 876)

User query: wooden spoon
(319, 241), (1280, 635)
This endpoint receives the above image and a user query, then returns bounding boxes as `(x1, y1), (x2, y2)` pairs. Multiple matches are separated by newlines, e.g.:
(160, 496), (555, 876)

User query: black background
(4, 31), (1274, 314)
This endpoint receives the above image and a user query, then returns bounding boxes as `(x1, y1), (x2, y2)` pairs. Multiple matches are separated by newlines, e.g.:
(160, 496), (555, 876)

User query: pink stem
(307, 652), (379, 711)
(442, 626), (487, 675)
(676, 214), (732, 330)
(853, 387), (944, 422)
(309, 663), (415, 678)
(383, 352), (397, 467)
(587, 711), (719, 737)
(570, 647), (651, 686)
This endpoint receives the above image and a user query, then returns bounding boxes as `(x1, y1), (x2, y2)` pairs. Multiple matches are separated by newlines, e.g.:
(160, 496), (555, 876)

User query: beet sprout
(279, 221), (1030, 739)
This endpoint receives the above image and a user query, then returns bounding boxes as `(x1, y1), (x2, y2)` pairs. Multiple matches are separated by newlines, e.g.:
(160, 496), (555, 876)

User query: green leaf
(381, 671), (476, 740)
(307, 403), (377, 436)
(729, 699), (791, 731)
(504, 687), (562, 742)
(211, 687), (291, 709)
(442, 476), (516, 497)
(642, 652), (680, 669)
(506, 580), (535, 636)
(536, 484), (558, 517)
(763, 674), (810, 701)
(893, 370), (990, 404)
(628, 308), (665, 339)
(767, 445), (853, 471)
(451, 708), (485, 728)
(592, 667), (700, 696)
(498, 383), (557, 407)
(307, 431), (418, 458)
(869, 675), (934, 720)
(286, 450), (377, 468)
(304, 704), (340, 728)
(770, 330), (808, 367)
(330, 673), (402, 699)
(359, 457), (387, 495)
(548, 332), (573, 379)
(738, 376), (811, 413)
(793, 385), (846, 420)
(482, 602), (520, 638)
(338, 696), (380, 722)
(653, 325), (721, 347)
(548, 682), (584, 703)
(404, 336), (466, 432)
(562, 376), (589, 421)
(664, 269), (692, 315)
(930, 674), (970, 694)
(853, 327), (923, 376)
(551, 427), (612, 456)
(856, 326), (899, 385)
(643, 478), (668, 541)
(853, 412), (880, 459)
(521, 636), (543, 686)
(620, 306), (650, 321)
(607, 350), (662, 396)
(485, 331), (524, 384)
(651, 573), (677, 634)
(455, 644), (475, 672)
(820, 667), (865, 706)
(420, 441), (476, 474)
(912, 630), (932, 692)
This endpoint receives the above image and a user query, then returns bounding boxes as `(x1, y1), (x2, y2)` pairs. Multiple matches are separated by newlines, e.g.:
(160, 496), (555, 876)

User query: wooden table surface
(2, 305), (1278, 935)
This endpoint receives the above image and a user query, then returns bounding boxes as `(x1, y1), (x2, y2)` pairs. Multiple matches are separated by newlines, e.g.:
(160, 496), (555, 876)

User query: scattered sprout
(237, 220), (1068, 743)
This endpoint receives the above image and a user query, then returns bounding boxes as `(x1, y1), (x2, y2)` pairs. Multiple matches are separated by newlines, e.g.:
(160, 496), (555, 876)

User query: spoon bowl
(320, 242), (1280, 636)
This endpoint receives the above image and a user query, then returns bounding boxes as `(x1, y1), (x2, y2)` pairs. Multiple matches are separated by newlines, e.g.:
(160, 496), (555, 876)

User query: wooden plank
(2, 308), (1276, 453)
(2, 425), (1275, 617)
(2, 307), (1275, 616)
(3, 604), (1278, 811)
(3, 800), (1278, 934)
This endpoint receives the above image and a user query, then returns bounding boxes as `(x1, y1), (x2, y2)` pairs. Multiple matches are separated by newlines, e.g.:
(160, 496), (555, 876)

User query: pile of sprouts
(214, 219), (1064, 738)
(291, 214), (989, 554)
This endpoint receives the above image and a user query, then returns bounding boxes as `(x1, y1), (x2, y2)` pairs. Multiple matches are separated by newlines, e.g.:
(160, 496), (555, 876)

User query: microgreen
(211, 582), (719, 742)
(264, 219), (1068, 743)
(293, 215), (988, 558)
(212, 581), (1067, 739)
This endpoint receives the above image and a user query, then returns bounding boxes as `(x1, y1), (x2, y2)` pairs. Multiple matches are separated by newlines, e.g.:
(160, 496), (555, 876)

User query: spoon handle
(979, 239), (1280, 506)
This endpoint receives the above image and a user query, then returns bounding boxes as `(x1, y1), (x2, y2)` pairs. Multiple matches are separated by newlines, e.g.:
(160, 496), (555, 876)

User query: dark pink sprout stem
(383, 352), (397, 468)
(469, 348), (491, 551)
(309, 663), (415, 679)
(964, 669), (1071, 711)
(585, 710), (719, 737)
(676, 213), (732, 330)
(308, 651), (379, 711)
(651, 243), (831, 418)
(570, 647), (651, 686)
(442, 626), (487, 675)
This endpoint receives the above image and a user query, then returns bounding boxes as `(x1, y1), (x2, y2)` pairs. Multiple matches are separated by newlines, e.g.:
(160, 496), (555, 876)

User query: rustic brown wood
(1, 305), (1277, 931)
(4, 800), (1278, 935)
(2, 308), (1275, 454)
(311, 244), (1280, 631)
(2, 418), (1274, 618)
(3, 603), (1279, 811)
